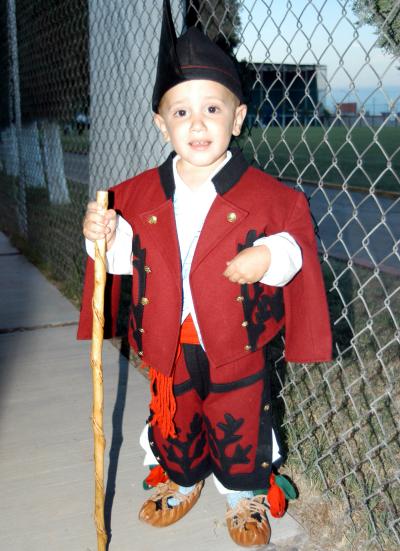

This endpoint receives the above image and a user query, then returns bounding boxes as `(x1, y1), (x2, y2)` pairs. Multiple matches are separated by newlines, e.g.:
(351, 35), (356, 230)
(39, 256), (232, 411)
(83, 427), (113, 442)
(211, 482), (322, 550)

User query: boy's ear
(232, 104), (247, 136)
(154, 113), (170, 142)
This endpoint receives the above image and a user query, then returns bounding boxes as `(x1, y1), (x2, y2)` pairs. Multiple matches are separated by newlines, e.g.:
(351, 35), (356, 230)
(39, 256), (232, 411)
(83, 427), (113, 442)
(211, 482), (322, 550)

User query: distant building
(243, 63), (328, 127)
(337, 102), (357, 114)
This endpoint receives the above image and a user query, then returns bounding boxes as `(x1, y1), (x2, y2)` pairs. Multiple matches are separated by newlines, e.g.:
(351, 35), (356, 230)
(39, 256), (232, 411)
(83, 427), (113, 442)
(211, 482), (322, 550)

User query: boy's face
(154, 80), (247, 176)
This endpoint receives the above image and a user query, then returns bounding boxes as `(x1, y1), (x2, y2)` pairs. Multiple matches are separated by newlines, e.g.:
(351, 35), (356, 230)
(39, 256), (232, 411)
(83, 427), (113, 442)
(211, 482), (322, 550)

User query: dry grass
(275, 258), (400, 551)
(280, 462), (399, 551)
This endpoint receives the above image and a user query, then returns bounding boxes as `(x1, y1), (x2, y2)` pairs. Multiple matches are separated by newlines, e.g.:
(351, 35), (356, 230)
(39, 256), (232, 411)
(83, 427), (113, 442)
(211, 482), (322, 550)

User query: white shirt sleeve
(85, 215), (133, 275)
(254, 232), (302, 286)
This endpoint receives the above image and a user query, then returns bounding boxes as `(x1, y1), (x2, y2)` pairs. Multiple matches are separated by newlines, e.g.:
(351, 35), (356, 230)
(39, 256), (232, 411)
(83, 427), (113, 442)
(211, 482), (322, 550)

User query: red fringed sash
(149, 315), (200, 439)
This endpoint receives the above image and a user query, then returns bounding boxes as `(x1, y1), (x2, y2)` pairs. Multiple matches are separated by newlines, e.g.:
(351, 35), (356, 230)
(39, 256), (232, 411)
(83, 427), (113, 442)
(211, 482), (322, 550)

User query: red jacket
(78, 151), (332, 374)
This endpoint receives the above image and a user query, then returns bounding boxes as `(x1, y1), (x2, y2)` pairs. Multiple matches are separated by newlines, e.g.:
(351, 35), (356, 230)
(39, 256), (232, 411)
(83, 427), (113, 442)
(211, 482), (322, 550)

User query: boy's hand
(83, 201), (117, 250)
(223, 245), (271, 284)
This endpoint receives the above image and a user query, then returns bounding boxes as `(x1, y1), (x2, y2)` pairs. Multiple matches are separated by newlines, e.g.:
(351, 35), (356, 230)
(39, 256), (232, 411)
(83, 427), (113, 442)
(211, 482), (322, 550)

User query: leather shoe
(226, 495), (271, 547)
(138, 480), (204, 527)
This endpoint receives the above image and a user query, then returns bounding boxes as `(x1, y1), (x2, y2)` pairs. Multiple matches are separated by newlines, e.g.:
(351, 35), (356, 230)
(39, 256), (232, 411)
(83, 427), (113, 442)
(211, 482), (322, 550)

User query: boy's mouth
(189, 140), (211, 149)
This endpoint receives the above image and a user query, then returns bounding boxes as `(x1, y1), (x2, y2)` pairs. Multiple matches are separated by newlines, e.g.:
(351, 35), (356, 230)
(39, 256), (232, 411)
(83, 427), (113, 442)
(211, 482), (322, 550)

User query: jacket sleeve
(282, 191), (332, 362)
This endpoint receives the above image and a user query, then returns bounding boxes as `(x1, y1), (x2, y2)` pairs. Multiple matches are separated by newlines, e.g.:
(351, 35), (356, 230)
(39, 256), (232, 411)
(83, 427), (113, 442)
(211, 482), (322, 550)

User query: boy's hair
(152, 0), (244, 112)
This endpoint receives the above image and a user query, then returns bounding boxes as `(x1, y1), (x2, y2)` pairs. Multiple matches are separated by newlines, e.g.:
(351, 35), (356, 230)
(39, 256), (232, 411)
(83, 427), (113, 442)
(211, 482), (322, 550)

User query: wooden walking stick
(90, 190), (108, 551)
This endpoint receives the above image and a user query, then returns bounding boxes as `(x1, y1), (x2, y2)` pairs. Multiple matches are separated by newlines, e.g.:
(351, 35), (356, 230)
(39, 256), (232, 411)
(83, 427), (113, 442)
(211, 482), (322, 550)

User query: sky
(236, 0), (399, 113)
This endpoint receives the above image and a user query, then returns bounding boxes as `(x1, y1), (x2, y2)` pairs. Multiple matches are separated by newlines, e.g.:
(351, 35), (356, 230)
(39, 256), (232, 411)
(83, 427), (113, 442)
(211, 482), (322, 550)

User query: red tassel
(267, 473), (286, 518)
(147, 316), (200, 440)
(145, 465), (168, 487)
(149, 367), (177, 439)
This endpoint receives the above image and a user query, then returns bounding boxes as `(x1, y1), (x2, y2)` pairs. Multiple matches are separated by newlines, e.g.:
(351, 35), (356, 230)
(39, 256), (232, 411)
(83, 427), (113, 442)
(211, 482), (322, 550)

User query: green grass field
(60, 125), (400, 194)
(238, 126), (400, 194)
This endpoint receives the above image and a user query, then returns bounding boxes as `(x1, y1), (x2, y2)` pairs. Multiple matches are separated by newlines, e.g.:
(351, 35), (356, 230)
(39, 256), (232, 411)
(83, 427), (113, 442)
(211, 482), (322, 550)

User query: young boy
(79, 1), (331, 546)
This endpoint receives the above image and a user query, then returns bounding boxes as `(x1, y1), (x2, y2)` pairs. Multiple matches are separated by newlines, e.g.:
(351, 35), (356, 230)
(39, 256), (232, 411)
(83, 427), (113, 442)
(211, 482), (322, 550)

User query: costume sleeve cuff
(254, 232), (302, 286)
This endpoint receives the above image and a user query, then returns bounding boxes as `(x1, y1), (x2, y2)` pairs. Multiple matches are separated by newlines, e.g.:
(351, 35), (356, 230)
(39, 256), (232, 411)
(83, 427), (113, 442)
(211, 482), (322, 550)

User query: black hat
(152, 0), (244, 112)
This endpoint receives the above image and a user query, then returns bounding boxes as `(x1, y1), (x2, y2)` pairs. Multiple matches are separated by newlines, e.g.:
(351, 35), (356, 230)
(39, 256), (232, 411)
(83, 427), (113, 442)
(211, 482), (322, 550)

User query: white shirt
(86, 153), (302, 341)
(174, 153), (225, 325)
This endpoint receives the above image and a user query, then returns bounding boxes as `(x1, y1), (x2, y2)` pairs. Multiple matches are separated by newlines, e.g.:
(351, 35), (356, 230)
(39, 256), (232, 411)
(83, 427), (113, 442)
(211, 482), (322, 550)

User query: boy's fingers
(88, 216), (106, 228)
(84, 217), (106, 232)
(85, 207), (116, 227)
(223, 267), (239, 281)
(84, 218), (109, 236)
(83, 202), (114, 242)
(224, 267), (253, 283)
(86, 202), (104, 216)
(223, 259), (236, 274)
(224, 263), (242, 278)
(103, 209), (117, 224)
(86, 203), (113, 219)
(223, 267), (232, 277)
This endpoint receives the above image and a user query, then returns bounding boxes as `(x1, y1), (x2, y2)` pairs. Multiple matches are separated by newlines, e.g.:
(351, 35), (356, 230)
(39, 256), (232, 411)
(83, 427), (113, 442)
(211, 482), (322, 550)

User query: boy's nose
(190, 116), (206, 132)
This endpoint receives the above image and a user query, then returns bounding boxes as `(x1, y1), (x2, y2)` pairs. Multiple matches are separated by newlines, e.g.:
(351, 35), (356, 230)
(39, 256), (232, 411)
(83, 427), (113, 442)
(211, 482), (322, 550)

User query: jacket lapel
(137, 200), (182, 292)
(190, 195), (249, 274)
(151, 149), (250, 280)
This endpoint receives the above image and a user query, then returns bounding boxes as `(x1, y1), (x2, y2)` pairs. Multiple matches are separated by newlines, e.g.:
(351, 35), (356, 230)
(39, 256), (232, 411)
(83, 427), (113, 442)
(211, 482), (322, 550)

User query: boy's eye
(207, 105), (220, 114)
(175, 109), (187, 117)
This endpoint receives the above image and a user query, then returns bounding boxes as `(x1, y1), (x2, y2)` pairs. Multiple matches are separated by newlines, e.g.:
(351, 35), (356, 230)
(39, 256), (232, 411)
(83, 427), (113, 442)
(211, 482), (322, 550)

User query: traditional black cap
(152, 0), (244, 112)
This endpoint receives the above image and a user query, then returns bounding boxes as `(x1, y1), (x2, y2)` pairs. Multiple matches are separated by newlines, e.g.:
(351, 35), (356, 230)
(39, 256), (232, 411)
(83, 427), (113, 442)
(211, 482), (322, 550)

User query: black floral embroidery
(163, 413), (207, 471)
(130, 233), (146, 350)
(238, 230), (284, 351)
(205, 413), (252, 473)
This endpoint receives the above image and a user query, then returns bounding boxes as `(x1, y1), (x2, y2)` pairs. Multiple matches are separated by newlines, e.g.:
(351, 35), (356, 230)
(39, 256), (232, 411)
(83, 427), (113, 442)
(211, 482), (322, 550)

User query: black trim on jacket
(158, 149), (249, 200)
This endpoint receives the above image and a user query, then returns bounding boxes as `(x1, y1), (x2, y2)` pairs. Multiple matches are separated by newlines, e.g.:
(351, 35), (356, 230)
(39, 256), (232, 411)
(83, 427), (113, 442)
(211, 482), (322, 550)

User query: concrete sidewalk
(0, 232), (307, 551)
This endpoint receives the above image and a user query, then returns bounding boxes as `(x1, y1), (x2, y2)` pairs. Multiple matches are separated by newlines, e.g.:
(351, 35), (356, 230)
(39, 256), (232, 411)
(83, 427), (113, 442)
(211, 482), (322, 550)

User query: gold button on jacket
(148, 215), (157, 224)
(227, 212), (237, 223)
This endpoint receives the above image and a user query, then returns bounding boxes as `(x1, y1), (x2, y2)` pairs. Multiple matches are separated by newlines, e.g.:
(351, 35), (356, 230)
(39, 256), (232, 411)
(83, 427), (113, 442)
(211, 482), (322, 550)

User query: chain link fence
(0, 1), (399, 549)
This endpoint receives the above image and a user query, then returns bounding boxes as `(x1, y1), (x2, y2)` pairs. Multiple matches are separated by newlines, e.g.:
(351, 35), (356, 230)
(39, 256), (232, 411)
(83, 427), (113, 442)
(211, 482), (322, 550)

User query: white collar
(172, 151), (233, 194)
